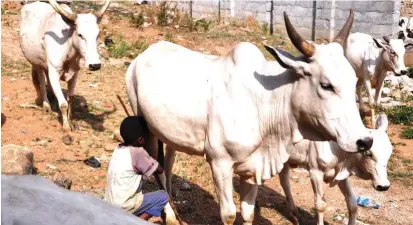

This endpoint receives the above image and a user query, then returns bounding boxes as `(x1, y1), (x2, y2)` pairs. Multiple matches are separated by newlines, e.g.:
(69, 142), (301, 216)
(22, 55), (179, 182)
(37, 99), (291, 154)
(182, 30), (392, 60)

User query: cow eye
(390, 50), (395, 55)
(78, 34), (83, 39)
(320, 82), (334, 92)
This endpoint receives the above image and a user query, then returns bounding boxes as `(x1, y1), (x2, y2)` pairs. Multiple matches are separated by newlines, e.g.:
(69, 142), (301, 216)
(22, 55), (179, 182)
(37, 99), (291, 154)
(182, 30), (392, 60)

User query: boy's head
(120, 116), (148, 147)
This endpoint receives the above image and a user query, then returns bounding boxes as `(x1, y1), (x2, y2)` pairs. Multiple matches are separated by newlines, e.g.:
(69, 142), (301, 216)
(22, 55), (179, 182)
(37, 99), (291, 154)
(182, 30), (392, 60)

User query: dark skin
(133, 137), (164, 220)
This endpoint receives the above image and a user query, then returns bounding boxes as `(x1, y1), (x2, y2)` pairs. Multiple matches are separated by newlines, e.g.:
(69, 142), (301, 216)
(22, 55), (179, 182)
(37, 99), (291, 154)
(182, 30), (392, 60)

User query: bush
(130, 12), (145, 29)
(157, 2), (170, 26)
(193, 19), (212, 32)
(385, 106), (413, 124)
(107, 39), (149, 59)
(401, 126), (413, 139)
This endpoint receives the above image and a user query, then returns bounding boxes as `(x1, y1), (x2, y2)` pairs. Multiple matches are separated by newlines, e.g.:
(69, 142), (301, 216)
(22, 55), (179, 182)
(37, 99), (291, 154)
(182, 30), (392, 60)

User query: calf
(1, 175), (154, 225)
(280, 113), (392, 225)
(345, 32), (408, 127)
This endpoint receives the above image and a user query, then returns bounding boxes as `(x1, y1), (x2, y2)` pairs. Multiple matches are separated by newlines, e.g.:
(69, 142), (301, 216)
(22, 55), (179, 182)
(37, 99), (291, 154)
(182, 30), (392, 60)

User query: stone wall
(159, 0), (401, 41)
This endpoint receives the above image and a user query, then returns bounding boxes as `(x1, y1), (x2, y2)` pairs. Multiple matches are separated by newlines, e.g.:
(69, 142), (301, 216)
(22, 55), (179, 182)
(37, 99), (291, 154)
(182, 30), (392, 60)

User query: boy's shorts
(133, 191), (169, 217)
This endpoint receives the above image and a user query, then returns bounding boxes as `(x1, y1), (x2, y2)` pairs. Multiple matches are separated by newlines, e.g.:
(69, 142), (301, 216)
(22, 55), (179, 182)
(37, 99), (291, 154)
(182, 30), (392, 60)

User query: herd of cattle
(3, 0), (413, 225)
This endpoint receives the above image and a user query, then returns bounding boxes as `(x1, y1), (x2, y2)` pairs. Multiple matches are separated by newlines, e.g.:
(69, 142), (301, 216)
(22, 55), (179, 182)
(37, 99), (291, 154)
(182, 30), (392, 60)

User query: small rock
(105, 143), (117, 151)
(62, 135), (74, 145)
(52, 173), (72, 190)
(46, 164), (57, 170)
(1, 145), (34, 175)
(334, 215), (343, 221)
(180, 182), (191, 191)
(382, 87), (391, 97)
(2, 113), (6, 127)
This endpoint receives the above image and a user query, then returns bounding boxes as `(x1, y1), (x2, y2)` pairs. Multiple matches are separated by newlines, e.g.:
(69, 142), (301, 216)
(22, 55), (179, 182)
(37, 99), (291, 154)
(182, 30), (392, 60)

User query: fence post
(189, 0), (193, 31)
(218, 0), (221, 23)
(230, 0), (235, 18)
(270, 0), (274, 35)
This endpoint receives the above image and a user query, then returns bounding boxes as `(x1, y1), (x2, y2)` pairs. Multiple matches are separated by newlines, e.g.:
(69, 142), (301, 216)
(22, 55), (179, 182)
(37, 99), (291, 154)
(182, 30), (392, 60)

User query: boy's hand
(156, 165), (164, 174)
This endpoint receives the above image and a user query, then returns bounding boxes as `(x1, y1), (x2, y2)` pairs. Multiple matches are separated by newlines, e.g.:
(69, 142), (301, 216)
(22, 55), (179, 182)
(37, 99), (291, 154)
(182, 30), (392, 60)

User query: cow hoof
(35, 97), (43, 106)
(43, 102), (51, 113)
(165, 217), (179, 225)
(62, 124), (72, 132)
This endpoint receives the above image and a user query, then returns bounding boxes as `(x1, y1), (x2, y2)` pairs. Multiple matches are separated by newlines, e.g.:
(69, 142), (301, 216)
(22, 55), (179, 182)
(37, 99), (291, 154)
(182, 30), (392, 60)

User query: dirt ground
(2, 2), (413, 225)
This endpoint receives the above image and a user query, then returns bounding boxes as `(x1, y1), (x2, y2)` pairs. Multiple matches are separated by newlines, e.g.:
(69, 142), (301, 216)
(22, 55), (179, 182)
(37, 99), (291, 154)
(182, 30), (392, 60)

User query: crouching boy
(104, 116), (168, 221)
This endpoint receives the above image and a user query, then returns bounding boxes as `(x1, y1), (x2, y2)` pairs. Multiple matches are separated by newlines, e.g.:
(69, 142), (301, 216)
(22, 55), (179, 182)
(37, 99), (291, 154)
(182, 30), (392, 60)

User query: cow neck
(253, 71), (297, 180)
(376, 49), (390, 74)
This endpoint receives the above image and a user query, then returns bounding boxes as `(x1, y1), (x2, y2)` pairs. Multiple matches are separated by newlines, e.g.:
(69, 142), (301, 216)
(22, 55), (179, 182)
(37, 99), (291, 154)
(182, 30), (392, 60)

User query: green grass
(130, 12), (145, 29)
(401, 126), (413, 139)
(107, 39), (149, 59)
(156, 2), (170, 26)
(385, 106), (413, 124)
(392, 141), (407, 146)
(408, 67), (413, 78)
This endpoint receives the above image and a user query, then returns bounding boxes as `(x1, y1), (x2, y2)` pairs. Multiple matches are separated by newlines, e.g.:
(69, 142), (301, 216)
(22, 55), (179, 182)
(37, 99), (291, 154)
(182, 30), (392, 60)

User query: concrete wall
(158, 0), (401, 41)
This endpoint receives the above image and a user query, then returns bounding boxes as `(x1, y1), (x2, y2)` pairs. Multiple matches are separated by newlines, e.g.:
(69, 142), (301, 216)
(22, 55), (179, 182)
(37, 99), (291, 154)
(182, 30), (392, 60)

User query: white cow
(2, 175), (154, 225)
(345, 32), (408, 127)
(398, 17), (413, 40)
(19, 0), (110, 131)
(280, 113), (392, 225)
(126, 10), (374, 225)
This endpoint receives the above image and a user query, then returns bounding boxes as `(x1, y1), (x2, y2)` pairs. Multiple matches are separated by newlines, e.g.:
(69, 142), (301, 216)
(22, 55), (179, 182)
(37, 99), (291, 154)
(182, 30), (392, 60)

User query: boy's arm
(131, 147), (161, 178)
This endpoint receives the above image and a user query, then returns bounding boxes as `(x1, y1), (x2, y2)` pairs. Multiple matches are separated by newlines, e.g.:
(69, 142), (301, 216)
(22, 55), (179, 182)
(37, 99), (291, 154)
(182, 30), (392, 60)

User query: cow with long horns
(126, 9), (372, 225)
(19, 0), (110, 131)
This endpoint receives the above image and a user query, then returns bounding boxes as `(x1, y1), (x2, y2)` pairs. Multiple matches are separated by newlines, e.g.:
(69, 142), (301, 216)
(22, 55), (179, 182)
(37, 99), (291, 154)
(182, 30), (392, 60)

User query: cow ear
(263, 44), (311, 77)
(376, 112), (389, 132)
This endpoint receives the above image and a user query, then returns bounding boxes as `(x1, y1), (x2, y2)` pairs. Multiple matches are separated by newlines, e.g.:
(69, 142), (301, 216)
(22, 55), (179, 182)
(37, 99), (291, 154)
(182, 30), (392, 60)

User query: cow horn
(283, 11), (315, 57)
(383, 36), (390, 44)
(93, 0), (111, 19)
(48, 0), (77, 22)
(333, 9), (354, 47)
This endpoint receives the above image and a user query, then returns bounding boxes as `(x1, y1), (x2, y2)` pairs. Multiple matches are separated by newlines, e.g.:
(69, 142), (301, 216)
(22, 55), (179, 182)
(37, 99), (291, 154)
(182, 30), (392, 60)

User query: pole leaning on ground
(116, 94), (184, 225)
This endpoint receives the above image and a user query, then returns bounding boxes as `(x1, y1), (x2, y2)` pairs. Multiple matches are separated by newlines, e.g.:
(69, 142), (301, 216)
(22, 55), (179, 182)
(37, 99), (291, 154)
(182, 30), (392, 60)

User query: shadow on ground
(46, 90), (116, 132)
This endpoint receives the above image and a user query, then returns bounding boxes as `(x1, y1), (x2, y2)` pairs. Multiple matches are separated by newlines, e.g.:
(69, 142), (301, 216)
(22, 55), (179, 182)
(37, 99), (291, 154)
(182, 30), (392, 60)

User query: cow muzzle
(356, 137), (373, 152)
(375, 184), (390, 191)
(89, 64), (101, 71)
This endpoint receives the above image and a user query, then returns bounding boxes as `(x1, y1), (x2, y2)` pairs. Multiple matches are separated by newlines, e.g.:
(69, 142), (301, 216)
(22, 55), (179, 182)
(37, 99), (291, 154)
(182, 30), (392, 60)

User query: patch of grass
(408, 67), (413, 78)
(1, 56), (31, 77)
(193, 18), (213, 32)
(392, 141), (407, 146)
(164, 31), (174, 43)
(130, 12), (145, 29)
(262, 22), (269, 35)
(107, 38), (150, 59)
(401, 126), (413, 139)
(385, 106), (413, 124)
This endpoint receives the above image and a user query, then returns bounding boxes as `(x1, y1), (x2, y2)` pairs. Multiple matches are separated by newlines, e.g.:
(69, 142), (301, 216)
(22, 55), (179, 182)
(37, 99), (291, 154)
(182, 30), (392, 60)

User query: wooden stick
(116, 94), (184, 225)
(116, 94), (131, 116)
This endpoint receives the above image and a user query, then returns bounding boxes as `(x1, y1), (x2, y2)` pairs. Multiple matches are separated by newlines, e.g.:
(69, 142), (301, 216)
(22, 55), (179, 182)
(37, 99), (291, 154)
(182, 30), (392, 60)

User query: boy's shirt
(104, 144), (159, 212)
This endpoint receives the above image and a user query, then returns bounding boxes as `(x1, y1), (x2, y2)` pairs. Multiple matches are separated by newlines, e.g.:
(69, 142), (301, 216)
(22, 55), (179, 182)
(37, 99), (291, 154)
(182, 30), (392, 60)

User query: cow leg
(67, 71), (79, 130)
(239, 177), (258, 225)
(356, 79), (364, 116)
(48, 66), (70, 132)
(279, 164), (300, 225)
(144, 134), (178, 225)
(373, 73), (386, 128)
(362, 78), (376, 127)
(310, 170), (326, 225)
(38, 70), (51, 112)
(209, 159), (236, 225)
(338, 179), (357, 225)
(31, 68), (42, 105)
(165, 145), (176, 197)
(32, 68), (51, 112)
